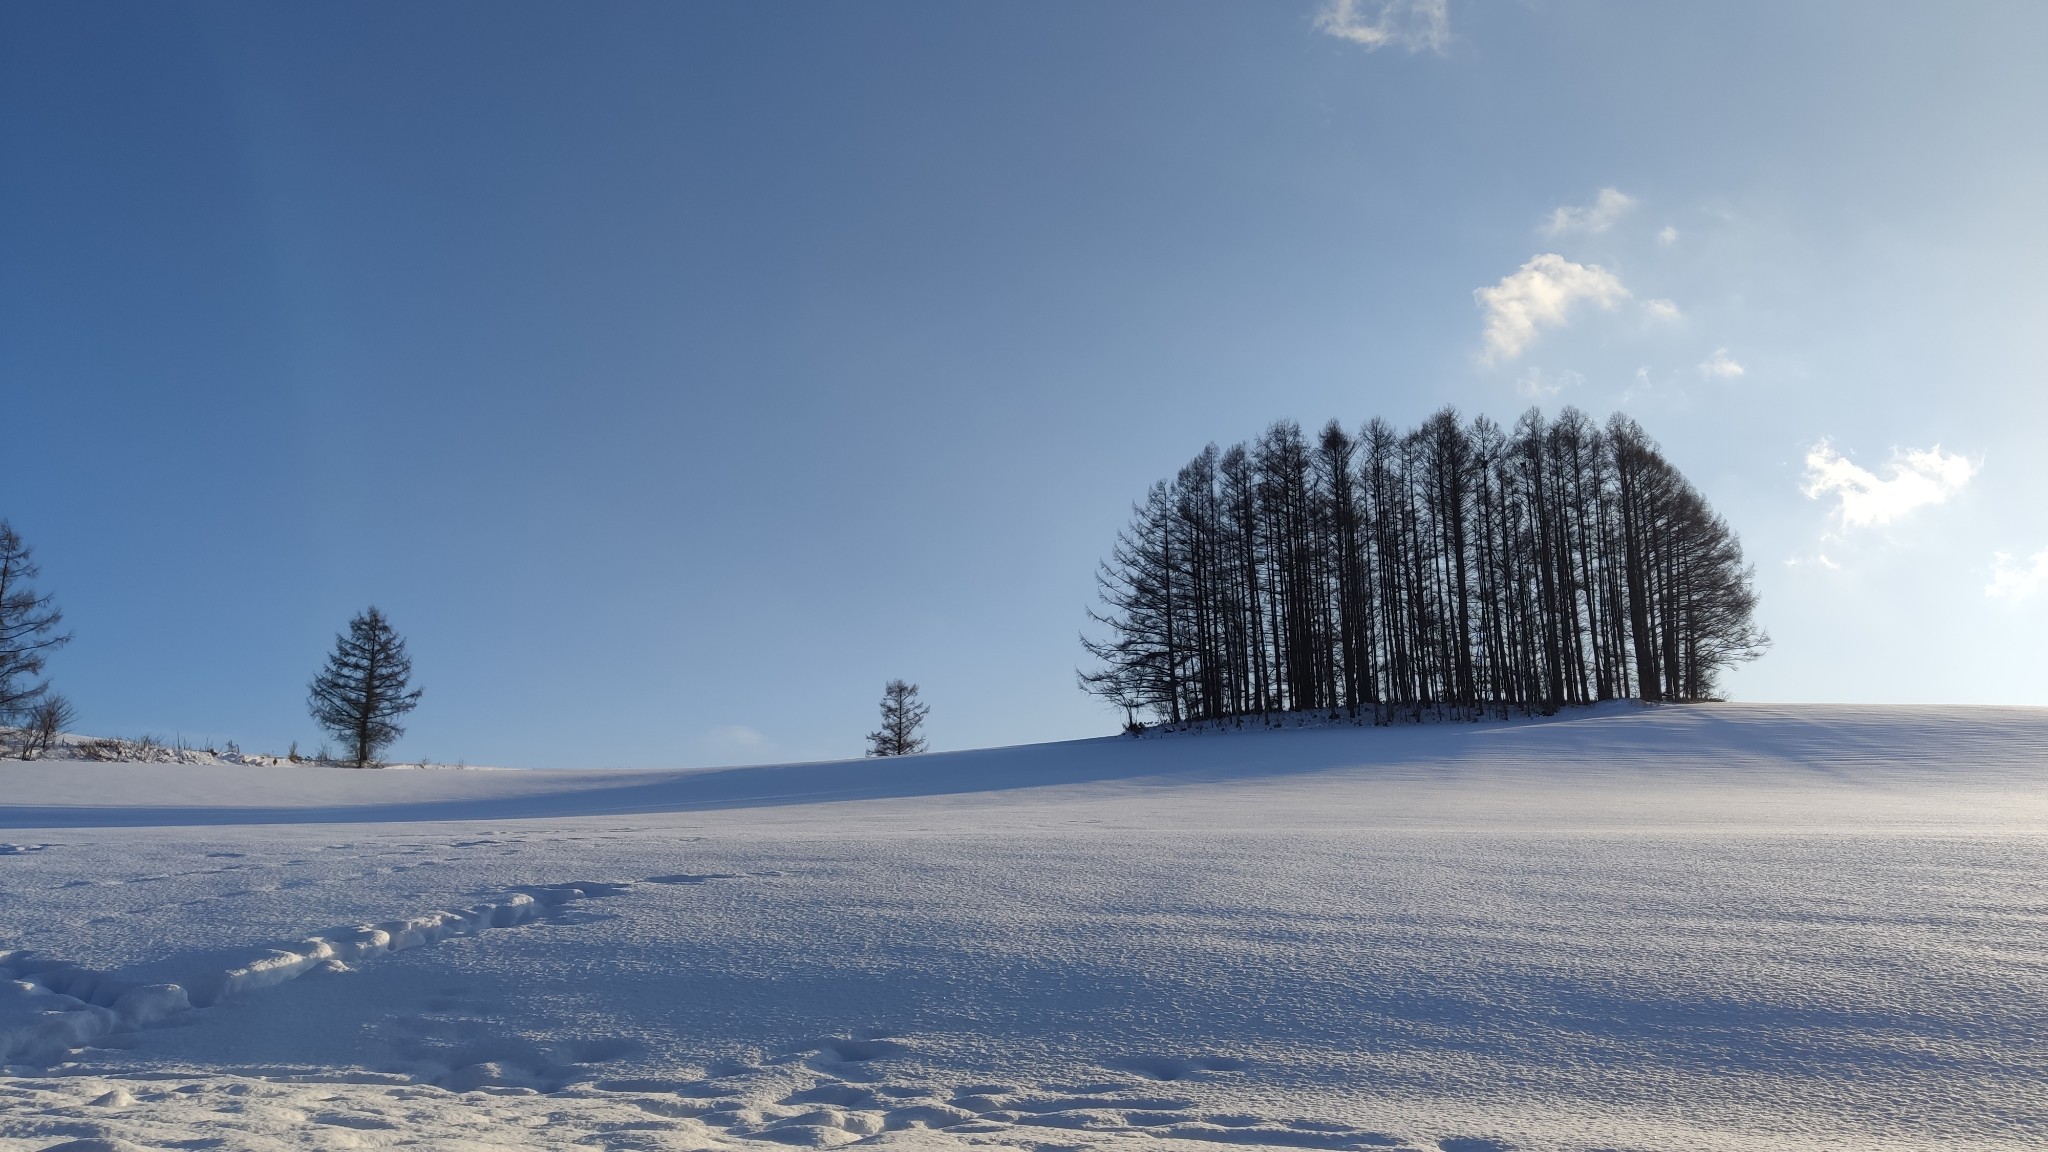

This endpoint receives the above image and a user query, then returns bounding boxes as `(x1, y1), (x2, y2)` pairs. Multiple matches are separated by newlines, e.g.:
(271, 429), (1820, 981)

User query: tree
(866, 679), (929, 756)
(1079, 482), (1181, 726)
(307, 606), (423, 768)
(0, 521), (71, 726)
(17, 693), (74, 760)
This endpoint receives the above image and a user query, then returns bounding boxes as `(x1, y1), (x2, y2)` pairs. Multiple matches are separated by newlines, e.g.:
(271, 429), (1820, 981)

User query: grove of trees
(1081, 407), (1767, 727)
(308, 606), (424, 768)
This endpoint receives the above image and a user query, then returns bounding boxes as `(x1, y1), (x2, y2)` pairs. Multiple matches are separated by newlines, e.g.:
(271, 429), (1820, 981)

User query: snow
(1, 702), (2045, 1150)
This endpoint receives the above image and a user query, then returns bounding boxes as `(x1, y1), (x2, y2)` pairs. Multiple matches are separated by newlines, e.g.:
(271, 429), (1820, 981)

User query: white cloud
(1618, 365), (1655, 405)
(1987, 550), (2048, 600)
(1801, 440), (1976, 529)
(1657, 225), (1679, 246)
(1473, 253), (1630, 364)
(1643, 298), (1681, 322)
(1543, 188), (1637, 236)
(1314, 0), (1449, 52)
(705, 724), (767, 750)
(1514, 366), (1584, 399)
(1698, 348), (1744, 378)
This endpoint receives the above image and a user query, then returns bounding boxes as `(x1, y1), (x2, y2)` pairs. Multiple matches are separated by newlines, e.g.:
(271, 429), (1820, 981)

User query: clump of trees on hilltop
(1081, 407), (1767, 728)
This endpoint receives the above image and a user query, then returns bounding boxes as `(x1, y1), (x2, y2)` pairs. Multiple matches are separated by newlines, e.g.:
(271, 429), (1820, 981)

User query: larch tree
(0, 521), (71, 727)
(866, 679), (930, 757)
(1081, 407), (1768, 728)
(307, 606), (423, 768)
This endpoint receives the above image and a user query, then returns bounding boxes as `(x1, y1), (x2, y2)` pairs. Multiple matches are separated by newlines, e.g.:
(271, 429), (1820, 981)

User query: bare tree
(866, 679), (929, 756)
(1082, 409), (1767, 727)
(17, 693), (74, 760)
(1080, 482), (1181, 726)
(308, 606), (423, 768)
(0, 521), (71, 727)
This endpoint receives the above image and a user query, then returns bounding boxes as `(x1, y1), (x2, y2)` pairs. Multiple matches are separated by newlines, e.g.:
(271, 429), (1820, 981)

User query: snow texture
(1, 702), (2045, 1151)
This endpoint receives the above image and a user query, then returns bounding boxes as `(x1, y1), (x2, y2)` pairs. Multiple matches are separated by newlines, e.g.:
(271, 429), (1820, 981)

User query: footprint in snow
(3, 877), (639, 1068)
(1115, 1054), (1248, 1081)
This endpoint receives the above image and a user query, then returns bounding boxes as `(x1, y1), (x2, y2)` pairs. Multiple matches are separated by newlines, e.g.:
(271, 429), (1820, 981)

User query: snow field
(1, 703), (2046, 1151)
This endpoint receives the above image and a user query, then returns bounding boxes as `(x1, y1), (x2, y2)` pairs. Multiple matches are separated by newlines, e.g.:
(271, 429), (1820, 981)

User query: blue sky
(5, 1), (2046, 767)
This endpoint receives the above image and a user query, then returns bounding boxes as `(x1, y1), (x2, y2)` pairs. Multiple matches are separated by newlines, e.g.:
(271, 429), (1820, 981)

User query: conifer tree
(0, 521), (71, 726)
(307, 606), (423, 768)
(866, 679), (930, 757)
(1082, 408), (1766, 726)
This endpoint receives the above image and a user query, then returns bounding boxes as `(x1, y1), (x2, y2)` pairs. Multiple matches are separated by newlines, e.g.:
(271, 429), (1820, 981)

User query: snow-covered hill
(3, 702), (2045, 1151)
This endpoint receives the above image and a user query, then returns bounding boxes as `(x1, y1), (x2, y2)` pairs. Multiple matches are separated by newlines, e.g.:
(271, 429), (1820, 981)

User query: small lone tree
(17, 693), (74, 760)
(866, 679), (929, 757)
(0, 521), (71, 727)
(308, 606), (422, 768)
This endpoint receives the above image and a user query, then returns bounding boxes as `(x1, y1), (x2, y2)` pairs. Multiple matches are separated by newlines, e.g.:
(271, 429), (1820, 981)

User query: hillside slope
(5, 701), (2046, 827)
(3, 703), (2045, 1152)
